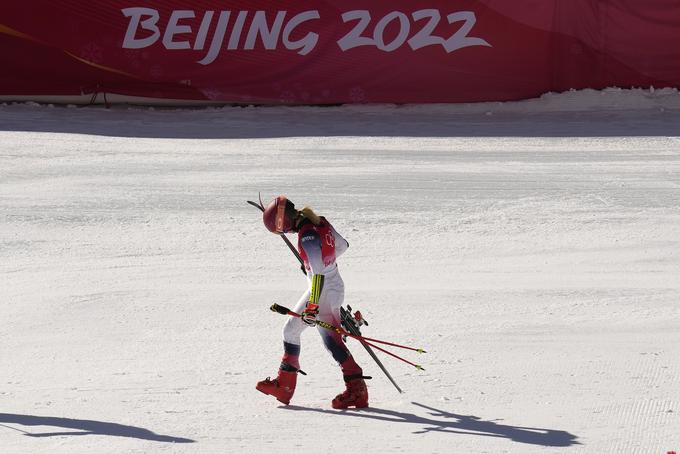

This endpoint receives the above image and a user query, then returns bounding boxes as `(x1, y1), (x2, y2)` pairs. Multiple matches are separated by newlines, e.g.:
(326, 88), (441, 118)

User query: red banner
(3, 1), (680, 104)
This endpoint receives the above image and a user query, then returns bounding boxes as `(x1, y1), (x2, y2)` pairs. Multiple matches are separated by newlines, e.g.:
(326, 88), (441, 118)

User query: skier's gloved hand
(301, 302), (319, 325)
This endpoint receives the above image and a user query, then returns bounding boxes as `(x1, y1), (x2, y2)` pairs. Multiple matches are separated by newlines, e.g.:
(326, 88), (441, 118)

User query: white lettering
(244, 11), (286, 50)
(122, 7), (160, 49)
(194, 11), (214, 50)
(337, 9), (490, 54)
(227, 11), (249, 50)
(282, 11), (319, 56)
(373, 11), (409, 52)
(120, 8), (489, 63)
(443, 11), (491, 53)
(408, 9), (444, 50)
(337, 10), (373, 51)
(198, 11), (230, 66)
(163, 10), (195, 50)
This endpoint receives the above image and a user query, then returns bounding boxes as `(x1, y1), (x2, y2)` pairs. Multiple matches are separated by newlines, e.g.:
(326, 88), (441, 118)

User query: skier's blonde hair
(300, 206), (321, 226)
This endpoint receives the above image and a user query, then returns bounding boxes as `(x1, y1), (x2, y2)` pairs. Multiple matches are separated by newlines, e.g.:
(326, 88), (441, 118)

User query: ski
(340, 306), (404, 394)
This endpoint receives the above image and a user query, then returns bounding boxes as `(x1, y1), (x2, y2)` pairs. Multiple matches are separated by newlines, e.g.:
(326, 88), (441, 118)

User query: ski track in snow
(1, 91), (679, 453)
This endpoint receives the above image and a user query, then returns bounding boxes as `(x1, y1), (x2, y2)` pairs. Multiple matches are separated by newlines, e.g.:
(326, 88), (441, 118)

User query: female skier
(256, 195), (369, 408)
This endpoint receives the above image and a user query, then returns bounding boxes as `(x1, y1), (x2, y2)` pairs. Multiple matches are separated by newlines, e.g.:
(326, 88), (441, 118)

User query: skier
(256, 195), (369, 408)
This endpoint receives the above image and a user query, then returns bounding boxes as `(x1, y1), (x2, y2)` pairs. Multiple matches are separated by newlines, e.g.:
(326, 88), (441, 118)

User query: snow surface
(1, 88), (679, 454)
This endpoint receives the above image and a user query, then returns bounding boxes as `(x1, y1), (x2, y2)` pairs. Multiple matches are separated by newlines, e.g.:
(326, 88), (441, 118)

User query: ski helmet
(263, 195), (296, 233)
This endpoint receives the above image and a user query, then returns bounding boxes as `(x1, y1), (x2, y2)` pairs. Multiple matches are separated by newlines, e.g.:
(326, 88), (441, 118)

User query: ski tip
(417, 349), (427, 354)
(415, 365), (425, 371)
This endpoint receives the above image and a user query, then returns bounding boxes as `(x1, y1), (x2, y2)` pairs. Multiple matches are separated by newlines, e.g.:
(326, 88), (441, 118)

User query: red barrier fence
(3, 1), (680, 104)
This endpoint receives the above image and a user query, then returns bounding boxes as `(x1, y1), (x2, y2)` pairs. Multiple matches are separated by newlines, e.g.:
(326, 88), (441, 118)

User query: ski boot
(332, 374), (369, 409)
(256, 364), (300, 405)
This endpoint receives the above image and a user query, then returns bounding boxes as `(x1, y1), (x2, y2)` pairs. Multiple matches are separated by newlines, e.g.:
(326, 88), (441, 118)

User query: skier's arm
(331, 225), (349, 258)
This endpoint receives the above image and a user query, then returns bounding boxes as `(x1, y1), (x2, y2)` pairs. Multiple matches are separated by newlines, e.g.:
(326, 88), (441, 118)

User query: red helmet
(263, 195), (296, 233)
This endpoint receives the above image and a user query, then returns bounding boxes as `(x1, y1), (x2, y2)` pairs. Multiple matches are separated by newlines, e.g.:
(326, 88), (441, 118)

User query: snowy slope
(1, 89), (679, 454)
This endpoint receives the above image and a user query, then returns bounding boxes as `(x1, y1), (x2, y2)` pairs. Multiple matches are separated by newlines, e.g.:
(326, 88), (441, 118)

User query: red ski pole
(361, 339), (425, 371)
(349, 333), (426, 354)
(270, 304), (426, 370)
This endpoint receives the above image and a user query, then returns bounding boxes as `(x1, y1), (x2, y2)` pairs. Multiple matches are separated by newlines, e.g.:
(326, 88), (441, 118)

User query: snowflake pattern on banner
(274, 85), (335, 104)
(349, 87), (367, 103)
(122, 49), (142, 70)
(80, 43), (104, 64)
(149, 65), (164, 79)
(200, 88), (223, 101)
(279, 90), (296, 104)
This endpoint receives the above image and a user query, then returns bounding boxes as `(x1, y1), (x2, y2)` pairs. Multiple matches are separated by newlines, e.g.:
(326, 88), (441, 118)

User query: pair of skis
(248, 195), (426, 393)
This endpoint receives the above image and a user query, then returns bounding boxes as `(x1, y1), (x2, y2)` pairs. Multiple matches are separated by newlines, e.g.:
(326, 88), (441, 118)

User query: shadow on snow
(1, 104), (679, 138)
(0, 413), (194, 443)
(284, 401), (579, 448)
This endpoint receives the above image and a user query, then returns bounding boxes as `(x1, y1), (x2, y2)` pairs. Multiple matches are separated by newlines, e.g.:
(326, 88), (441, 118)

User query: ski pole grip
(270, 303), (292, 315)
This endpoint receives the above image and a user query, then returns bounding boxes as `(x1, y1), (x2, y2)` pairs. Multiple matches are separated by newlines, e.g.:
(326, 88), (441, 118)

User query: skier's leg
(317, 285), (362, 376)
(282, 289), (311, 369)
(256, 290), (310, 404)
(316, 281), (369, 408)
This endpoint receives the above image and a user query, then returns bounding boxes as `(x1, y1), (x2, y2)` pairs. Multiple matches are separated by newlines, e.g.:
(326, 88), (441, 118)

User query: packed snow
(1, 88), (679, 453)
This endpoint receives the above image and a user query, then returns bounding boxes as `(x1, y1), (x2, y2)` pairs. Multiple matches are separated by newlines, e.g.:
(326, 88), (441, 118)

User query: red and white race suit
(281, 217), (360, 376)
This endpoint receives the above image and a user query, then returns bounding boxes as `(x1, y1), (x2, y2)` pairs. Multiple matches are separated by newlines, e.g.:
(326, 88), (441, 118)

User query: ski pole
(353, 334), (425, 354)
(273, 304), (424, 371)
(360, 339), (425, 371)
(247, 194), (307, 275)
(270, 303), (426, 353)
(339, 308), (404, 393)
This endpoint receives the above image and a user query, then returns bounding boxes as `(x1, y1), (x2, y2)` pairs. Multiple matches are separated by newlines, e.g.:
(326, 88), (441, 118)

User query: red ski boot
(332, 375), (369, 409)
(256, 367), (298, 405)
